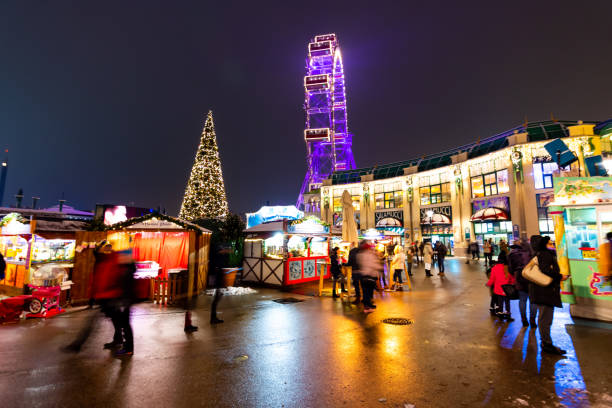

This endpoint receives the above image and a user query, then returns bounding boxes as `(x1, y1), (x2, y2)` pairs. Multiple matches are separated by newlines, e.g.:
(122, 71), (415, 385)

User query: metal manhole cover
(273, 297), (305, 304)
(382, 318), (413, 325)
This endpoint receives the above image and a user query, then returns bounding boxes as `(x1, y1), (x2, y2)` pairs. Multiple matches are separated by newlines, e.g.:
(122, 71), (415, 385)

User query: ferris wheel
(297, 33), (356, 209)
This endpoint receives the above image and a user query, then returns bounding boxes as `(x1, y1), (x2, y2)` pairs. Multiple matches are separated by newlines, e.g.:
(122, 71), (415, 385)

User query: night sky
(1, 1), (611, 216)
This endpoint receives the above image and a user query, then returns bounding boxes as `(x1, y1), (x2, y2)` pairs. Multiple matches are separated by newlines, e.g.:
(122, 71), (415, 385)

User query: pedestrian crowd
(331, 238), (450, 313)
(485, 235), (568, 355)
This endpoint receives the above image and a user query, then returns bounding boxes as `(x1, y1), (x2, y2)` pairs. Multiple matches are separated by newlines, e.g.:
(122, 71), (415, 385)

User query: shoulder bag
(522, 255), (552, 287)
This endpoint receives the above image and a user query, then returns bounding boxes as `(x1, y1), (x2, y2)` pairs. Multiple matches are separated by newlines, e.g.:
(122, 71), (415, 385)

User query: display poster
(512, 224), (520, 240)
(472, 196), (511, 215)
(568, 260), (612, 300)
(287, 217), (329, 234)
(303, 259), (316, 279)
(553, 177), (612, 206)
(288, 260), (302, 281)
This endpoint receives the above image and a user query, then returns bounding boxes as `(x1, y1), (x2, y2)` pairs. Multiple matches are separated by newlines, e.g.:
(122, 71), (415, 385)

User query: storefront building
(318, 120), (610, 256)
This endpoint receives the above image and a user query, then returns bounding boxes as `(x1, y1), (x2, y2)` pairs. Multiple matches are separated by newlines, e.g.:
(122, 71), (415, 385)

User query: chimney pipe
(58, 199), (66, 212)
(0, 150), (7, 207)
(15, 188), (23, 208)
(32, 197), (40, 209)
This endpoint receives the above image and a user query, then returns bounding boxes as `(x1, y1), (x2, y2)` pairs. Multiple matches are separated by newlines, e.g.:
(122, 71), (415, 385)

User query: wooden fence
(150, 274), (186, 305)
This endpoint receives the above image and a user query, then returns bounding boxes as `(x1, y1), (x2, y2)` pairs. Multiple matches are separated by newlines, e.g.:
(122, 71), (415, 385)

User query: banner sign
(472, 196), (510, 215)
(374, 210), (403, 226)
(419, 205), (452, 223)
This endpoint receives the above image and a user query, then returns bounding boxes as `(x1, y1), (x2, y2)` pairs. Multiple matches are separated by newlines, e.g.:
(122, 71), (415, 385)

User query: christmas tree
(179, 110), (229, 220)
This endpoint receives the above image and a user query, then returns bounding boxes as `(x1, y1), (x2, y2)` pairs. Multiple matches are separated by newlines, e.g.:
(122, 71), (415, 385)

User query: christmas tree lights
(179, 110), (229, 221)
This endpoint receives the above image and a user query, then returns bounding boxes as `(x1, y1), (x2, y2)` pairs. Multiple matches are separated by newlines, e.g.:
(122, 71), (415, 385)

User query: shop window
(420, 182), (450, 205)
(471, 170), (509, 198)
(351, 195), (360, 211)
(536, 193), (555, 234)
(533, 161), (558, 189)
(375, 183), (403, 209)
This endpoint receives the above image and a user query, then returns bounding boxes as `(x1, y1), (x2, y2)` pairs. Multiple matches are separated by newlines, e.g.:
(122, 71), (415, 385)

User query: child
(390, 245), (406, 290)
(486, 251), (515, 321)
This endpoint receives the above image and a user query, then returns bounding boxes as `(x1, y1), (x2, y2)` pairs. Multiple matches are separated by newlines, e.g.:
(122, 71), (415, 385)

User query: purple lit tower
(297, 34), (355, 209)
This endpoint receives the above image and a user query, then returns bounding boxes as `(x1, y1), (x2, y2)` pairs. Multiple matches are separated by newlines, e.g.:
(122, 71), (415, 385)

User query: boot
(184, 311), (198, 332)
(542, 342), (566, 355)
(210, 316), (224, 324)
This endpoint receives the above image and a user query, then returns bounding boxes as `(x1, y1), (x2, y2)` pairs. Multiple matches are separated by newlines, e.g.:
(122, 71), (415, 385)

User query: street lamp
(426, 210), (434, 243)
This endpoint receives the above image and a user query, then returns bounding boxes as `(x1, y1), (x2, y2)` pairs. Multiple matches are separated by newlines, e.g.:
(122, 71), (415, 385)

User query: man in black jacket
(529, 235), (567, 355)
(330, 247), (345, 298)
(344, 243), (361, 304)
(508, 241), (537, 327)
(0, 253), (5, 282)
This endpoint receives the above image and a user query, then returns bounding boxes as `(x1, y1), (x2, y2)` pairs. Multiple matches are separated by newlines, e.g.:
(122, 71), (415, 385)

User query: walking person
(471, 241), (480, 261)
(345, 243), (362, 305)
(405, 245), (414, 277)
(483, 239), (493, 267)
(330, 247), (346, 298)
(390, 245), (406, 290)
(423, 241), (434, 277)
(413, 242), (420, 264)
(358, 243), (382, 313)
(63, 241), (135, 356)
(508, 241), (537, 327)
(465, 243), (472, 264)
(210, 242), (230, 324)
(529, 235), (567, 355)
(435, 241), (447, 275)
(486, 251), (515, 321)
(419, 241), (425, 264)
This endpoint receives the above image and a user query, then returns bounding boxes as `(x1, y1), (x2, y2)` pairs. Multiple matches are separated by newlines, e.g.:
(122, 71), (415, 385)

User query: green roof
(331, 120), (597, 185)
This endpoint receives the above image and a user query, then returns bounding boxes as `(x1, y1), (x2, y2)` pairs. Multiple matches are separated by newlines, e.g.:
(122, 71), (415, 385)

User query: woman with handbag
(528, 235), (567, 355)
(486, 251), (516, 321)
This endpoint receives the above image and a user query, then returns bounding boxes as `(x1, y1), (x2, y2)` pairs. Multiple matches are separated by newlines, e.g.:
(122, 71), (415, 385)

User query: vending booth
(550, 177), (612, 322)
(71, 213), (211, 305)
(242, 217), (331, 286)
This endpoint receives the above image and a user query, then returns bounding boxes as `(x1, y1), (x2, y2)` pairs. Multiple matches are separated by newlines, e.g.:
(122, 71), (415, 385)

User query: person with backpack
(330, 247), (346, 298)
(529, 235), (567, 355)
(390, 245), (406, 290)
(344, 243), (362, 305)
(435, 241), (447, 275)
(508, 241), (537, 327)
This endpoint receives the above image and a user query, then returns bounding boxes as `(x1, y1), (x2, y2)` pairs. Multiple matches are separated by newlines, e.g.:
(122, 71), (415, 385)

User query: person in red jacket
(486, 251), (515, 321)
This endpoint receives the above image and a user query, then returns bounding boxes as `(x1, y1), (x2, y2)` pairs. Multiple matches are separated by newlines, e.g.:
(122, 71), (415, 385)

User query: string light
(179, 110), (229, 221)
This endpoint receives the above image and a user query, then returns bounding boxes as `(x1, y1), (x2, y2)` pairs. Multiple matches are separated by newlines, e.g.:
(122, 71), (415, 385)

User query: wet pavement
(1, 259), (611, 408)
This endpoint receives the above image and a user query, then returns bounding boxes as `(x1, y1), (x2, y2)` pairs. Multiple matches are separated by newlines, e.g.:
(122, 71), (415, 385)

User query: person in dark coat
(344, 243), (361, 304)
(210, 242), (230, 324)
(529, 235), (566, 355)
(508, 241), (537, 327)
(435, 241), (447, 274)
(0, 253), (5, 282)
(330, 247), (345, 298)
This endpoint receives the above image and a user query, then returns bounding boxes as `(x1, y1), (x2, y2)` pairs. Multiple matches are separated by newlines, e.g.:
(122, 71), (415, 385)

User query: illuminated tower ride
(297, 33), (355, 209)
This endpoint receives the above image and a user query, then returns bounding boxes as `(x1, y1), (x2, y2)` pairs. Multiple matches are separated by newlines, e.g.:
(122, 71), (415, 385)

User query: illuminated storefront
(242, 217), (331, 286)
(320, 119), (610, 256)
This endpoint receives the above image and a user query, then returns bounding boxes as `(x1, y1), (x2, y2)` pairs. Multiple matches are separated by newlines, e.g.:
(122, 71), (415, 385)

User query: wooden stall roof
(106, 212), (212, 233)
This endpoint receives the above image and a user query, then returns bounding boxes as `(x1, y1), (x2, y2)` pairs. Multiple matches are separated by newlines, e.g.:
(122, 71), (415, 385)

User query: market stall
(0, 211), (83, 299)
(470, 196), (513, 255)
(242, 217), (331, 286)
(549, 177), (612, 322)
(71, 213), (211, 305)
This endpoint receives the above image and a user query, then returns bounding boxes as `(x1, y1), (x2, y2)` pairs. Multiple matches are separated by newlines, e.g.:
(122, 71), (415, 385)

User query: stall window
(375, 183), (403, 209)
(333, 190), (343, 213)
(564, 208), (598, 260)
(533, 161), (558, 189)
(263, 234), (285, 259)
(420, 182), (450, 205)
(471, 170), (509, 198)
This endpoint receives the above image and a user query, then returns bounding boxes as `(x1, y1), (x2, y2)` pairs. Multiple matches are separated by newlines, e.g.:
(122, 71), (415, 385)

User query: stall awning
(421, 213), (451, 225)
(244, 221), (283, 233)
(470, 207), (509, 222)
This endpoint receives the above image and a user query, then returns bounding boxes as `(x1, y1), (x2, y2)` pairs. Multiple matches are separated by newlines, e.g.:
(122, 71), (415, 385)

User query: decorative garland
(106, 212), (208, 232)
(0, 212), (28, 227)
(511, 147), (524, 183)
(288, 215), (330, 228)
